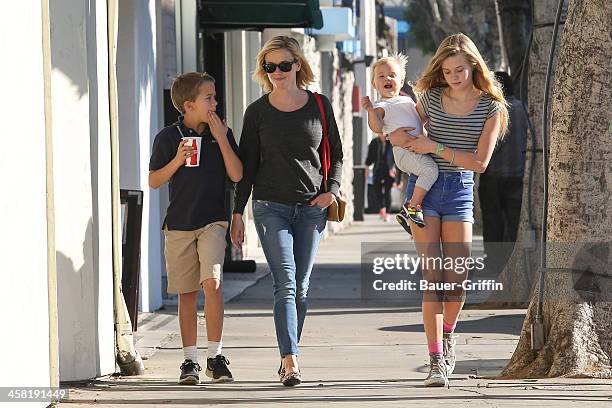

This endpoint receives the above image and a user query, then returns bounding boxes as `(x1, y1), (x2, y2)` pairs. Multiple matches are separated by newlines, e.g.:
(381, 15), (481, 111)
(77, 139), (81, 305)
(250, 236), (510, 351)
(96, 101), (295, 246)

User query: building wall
(327, 49), (355, 233)
(157, 0), (178, 293)
(1, 0), (167, 387)
(161, 0), (178, 89)
(0, 2), (52, 404)
(224, 30), (263, 258)
(117, 0), (164, 312)
(48, 0), (118, 381)
(88, 0), (117, 378)
(140, 0), (164, 314)
(355, 0), (377, 163)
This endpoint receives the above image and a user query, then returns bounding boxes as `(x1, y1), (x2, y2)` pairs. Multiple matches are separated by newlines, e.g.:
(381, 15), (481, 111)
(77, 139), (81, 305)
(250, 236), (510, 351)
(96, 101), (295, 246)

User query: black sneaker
(179, 359), (201, 385)
(206, 355), (234, 383)
(404, 204), (426, 228)
(395, 210), (412, 235)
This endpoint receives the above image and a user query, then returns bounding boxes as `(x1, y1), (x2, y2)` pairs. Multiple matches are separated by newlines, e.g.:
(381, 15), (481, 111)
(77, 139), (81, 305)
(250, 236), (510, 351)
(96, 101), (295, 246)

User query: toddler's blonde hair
(371, 53), (409, 85)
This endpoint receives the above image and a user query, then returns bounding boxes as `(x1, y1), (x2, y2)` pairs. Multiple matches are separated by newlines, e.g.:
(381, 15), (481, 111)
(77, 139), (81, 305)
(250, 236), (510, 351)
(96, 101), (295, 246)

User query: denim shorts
(405, 171), (475, 223)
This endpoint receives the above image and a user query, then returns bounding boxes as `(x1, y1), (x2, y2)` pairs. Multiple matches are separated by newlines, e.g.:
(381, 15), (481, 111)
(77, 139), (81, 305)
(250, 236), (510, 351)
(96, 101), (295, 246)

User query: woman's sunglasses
(262, 60), (297, 74)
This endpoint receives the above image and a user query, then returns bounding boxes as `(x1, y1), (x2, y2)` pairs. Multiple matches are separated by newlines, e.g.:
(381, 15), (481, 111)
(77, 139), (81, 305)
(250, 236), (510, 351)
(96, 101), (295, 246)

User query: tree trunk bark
(497, 0), (531, 91)
(501, 0), (612, 378)
(414, 0), (502, 68)
(481, 0), (566, 308)
(413, 0), (448, 46)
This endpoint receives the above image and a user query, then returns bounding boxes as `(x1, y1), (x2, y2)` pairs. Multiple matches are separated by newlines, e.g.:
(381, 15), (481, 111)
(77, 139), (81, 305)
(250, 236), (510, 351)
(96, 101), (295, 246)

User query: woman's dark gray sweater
(233, 91), (343, 214)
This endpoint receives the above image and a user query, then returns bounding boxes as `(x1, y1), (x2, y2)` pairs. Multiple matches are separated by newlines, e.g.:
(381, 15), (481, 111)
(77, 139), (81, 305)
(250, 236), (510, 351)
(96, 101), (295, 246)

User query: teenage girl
(388, 33), (508, 387)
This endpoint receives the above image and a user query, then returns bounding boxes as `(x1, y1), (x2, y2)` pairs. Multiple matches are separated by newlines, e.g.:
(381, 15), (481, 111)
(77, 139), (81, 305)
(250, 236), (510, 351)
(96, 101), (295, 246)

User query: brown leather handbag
(313, 92), (346, 222)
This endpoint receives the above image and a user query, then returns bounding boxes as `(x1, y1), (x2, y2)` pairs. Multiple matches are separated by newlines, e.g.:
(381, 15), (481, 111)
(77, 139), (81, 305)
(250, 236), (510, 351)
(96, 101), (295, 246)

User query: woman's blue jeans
(252, 200), (327, 357)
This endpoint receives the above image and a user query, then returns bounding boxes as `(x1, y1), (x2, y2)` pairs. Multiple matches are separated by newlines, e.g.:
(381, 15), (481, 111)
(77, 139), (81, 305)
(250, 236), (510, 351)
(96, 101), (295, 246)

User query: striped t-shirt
(420, 87), (500, 172)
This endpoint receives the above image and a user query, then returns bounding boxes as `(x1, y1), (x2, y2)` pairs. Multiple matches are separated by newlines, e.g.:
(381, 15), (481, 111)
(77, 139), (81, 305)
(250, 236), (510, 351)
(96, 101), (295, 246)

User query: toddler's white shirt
(373, 96), (422, 136)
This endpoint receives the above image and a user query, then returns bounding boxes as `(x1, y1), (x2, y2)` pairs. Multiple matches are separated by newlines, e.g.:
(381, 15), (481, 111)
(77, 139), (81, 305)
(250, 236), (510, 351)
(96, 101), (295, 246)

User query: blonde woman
(230, 36), (343, 386)
(388, 33), (508, 387)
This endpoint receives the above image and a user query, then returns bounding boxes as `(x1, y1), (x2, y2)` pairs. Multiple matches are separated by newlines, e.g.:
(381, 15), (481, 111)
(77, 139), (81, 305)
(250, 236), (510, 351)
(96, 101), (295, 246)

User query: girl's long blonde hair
(253, 36), (315, 93)
(414, 33), (508, 137)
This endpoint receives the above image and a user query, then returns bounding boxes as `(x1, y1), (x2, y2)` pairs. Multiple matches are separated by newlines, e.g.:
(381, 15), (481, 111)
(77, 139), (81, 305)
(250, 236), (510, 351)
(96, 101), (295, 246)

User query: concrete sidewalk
(59, 215), (612, 407)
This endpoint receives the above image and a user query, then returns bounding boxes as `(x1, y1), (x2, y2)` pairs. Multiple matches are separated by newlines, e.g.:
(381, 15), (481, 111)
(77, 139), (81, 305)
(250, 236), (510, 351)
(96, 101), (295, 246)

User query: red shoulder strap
(313, 92), (331, 188)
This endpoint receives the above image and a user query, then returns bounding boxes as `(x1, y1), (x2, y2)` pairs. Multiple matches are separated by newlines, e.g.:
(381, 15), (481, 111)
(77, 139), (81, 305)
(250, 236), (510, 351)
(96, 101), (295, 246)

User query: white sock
(183, 345), (198, 363)
(207, 341), (222, 358)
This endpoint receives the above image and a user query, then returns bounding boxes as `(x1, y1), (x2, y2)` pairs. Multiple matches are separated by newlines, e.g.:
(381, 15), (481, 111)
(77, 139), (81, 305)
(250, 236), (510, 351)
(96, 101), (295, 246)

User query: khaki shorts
(164, 221), (229, 294)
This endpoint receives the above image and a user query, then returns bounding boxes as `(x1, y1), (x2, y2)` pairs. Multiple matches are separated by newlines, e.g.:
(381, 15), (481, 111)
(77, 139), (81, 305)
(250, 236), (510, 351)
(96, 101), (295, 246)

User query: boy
(149, 72), (243, 385)
(361, 54), (439, 232)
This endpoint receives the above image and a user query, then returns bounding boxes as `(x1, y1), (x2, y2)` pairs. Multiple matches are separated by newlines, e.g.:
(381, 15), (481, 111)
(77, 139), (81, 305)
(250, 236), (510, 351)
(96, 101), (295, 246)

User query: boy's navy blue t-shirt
(149, 118), (239, 231)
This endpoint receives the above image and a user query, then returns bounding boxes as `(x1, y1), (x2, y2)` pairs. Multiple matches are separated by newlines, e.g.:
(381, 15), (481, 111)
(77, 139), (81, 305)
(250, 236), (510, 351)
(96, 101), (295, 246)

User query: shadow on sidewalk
(379, 313), (524, 335)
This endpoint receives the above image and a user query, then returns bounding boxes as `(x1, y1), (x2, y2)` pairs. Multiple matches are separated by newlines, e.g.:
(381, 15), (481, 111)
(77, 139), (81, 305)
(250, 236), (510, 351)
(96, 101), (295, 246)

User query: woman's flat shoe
(277, 362), (285, 383)
(282, 369), (301, 386)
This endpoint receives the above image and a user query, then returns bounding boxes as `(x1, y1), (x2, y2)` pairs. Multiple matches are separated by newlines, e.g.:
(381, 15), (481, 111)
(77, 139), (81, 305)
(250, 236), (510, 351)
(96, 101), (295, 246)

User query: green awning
(199, 0), (323, 30)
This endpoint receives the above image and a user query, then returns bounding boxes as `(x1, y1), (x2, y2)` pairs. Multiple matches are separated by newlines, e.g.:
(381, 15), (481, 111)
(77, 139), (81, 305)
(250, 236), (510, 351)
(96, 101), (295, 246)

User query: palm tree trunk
(482, 0), (566, 308)
(501, 0), (612, 378)
(496, 0), (531, 90)
(414, 0), (502, 68)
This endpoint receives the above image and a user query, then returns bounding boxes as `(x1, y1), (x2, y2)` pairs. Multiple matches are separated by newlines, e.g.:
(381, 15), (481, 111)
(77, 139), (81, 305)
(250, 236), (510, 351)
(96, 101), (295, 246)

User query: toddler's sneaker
(395, 210), (412, 235)
(404, 204), (426, 228)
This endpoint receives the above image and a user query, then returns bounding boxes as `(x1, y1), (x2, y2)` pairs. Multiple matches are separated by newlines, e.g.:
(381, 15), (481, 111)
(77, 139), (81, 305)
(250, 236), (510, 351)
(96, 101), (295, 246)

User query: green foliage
(404, 1), (436, 54)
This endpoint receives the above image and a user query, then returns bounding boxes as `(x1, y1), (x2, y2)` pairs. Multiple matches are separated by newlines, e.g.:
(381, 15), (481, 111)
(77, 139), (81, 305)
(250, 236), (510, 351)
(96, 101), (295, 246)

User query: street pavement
(59, 214), (612, 407)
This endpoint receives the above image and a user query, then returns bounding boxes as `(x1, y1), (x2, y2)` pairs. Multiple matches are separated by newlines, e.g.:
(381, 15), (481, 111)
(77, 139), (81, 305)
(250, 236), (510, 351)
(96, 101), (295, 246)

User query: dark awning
(199, 0), (324, 30)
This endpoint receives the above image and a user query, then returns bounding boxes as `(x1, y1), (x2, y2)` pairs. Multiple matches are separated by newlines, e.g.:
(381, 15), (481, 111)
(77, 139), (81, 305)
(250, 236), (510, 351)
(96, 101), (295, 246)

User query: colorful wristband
(435, 142), (444, 156)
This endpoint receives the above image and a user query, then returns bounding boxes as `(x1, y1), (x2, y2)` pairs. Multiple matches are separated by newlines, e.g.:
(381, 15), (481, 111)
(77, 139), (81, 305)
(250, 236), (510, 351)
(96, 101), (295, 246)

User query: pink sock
(443, 321), (456, 333)
(428, 342), (443, 355)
